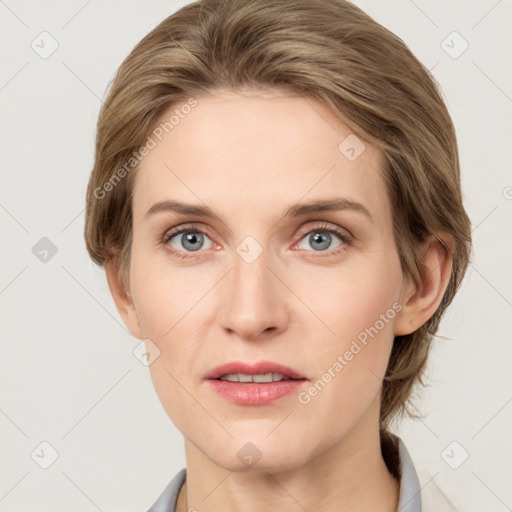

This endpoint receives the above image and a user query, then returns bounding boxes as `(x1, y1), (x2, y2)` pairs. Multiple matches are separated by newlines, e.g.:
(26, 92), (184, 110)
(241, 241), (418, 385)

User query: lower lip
(207, 379), (307, 405)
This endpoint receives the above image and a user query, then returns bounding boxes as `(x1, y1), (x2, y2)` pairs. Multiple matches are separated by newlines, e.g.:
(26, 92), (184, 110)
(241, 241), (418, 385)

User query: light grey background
(1, 1), (511, 510)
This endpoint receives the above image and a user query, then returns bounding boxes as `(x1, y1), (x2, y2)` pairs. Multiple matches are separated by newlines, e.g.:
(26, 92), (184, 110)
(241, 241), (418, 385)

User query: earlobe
(105, 257), (144, 340)
(394, 235), (453, 336)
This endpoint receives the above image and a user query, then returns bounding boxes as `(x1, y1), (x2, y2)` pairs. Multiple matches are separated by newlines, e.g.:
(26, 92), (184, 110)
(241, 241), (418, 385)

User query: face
(124, 88), (407, 471)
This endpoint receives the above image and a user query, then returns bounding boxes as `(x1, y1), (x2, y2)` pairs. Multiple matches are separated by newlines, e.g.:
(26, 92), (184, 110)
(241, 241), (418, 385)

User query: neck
(176, 420), (400, 512)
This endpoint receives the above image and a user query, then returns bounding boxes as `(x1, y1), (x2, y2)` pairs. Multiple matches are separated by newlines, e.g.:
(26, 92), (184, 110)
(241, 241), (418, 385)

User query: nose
(217, 245), (289, 342)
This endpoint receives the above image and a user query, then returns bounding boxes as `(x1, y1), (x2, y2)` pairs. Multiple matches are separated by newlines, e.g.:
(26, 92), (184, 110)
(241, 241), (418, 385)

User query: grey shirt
(147, 434), (421, 512)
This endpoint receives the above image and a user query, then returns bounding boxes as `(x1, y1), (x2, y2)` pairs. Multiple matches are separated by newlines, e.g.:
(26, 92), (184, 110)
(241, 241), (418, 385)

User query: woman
(84, 1), (472, 510)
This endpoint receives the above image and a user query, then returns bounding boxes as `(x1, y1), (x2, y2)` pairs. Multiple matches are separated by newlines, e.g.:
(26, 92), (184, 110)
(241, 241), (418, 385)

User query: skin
(106, 87), (452, 512)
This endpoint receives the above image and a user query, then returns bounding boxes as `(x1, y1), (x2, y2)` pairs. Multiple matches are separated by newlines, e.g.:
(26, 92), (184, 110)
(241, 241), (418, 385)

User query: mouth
(204, 360), (308, 382)
(205, 361), (308, 405)
(215, 373), (300, 383)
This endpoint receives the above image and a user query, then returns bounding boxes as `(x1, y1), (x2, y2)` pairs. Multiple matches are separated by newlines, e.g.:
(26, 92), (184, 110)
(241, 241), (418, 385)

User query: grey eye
(170, 231), (213, 252)
(297, 231), (343, 252)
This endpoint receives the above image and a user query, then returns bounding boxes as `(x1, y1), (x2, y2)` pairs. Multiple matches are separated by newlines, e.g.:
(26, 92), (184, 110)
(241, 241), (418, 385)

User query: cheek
(293, 254), (402, 402)
(129, 241), (188, 339)
(128, 244), (209, 421)
(292, 252), (402, 342)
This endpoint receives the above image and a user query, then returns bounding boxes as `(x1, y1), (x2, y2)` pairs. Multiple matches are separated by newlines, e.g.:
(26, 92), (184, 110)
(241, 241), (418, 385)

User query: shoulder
(391, 433), (462, 512)
(416, 464), (463, 512)
(383, 432), (461, 512)
(146, 468), (186, 512)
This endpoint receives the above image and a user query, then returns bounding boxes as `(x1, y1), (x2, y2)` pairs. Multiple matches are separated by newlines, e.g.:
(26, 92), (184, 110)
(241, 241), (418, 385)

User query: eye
(295, 223), (351, 255)
(162, 222), (352, 259)
(163, 225), (214, 258)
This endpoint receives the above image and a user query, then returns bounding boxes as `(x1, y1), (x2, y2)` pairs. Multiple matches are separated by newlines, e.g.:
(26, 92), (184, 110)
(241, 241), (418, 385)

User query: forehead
(132, 90), (389, 225)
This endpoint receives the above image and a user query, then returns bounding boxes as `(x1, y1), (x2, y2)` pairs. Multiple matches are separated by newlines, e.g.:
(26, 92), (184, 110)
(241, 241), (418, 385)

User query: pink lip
(204, 360), (307, 380)
(204, 360), (308, 406)
(207, 379), (306, 405)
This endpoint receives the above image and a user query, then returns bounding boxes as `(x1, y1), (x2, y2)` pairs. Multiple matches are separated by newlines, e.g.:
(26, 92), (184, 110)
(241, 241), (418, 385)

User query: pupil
(311, 232), (330, 250)
(183, 232), (202, 251)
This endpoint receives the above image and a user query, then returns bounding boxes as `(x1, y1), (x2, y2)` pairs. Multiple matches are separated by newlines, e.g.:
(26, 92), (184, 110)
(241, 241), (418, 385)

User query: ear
(105, 257), (144, 340)
(394, 235), (453, 336)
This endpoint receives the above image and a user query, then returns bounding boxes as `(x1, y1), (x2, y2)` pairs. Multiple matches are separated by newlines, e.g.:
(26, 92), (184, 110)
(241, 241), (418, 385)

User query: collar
(394, 434), (422, 511)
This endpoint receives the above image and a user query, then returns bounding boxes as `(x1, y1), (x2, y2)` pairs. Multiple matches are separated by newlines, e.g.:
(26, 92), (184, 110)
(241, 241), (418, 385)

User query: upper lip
(205, 360), (307, 380)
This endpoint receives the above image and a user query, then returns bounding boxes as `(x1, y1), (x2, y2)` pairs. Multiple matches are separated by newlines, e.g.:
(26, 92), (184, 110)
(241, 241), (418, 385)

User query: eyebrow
(144, 197), (373, 223)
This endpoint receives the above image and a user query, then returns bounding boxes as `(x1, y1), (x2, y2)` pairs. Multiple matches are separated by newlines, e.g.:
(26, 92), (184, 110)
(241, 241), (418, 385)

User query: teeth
(219, 373), (290, 383)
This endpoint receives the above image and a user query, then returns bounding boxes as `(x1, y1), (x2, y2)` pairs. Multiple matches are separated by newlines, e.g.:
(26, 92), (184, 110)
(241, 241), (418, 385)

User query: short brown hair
(84, 0), (472, 431)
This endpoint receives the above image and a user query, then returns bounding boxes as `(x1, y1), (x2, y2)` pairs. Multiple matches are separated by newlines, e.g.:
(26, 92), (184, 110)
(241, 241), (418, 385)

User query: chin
(205, 438), (313, 474)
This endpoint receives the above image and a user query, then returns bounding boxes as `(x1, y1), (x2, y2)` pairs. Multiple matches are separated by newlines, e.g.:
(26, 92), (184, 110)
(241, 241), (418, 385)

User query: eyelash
(162, 222), (352, 259)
